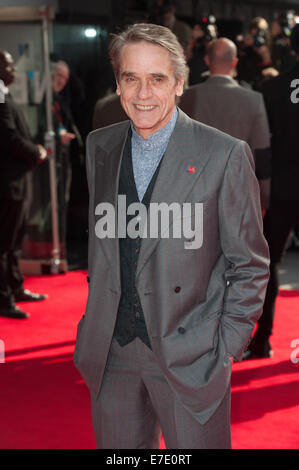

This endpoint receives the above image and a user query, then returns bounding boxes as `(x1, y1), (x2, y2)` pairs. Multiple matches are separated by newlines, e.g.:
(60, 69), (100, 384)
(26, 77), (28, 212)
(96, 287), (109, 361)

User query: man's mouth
(135, 104), (156, 111)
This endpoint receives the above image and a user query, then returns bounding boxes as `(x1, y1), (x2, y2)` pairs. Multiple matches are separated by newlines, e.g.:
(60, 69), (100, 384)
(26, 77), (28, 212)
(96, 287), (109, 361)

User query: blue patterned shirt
(131, 107), (178, 201)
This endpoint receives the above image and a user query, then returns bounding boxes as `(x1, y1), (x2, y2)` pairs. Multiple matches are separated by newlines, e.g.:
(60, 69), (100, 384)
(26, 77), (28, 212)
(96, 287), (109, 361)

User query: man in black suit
(244, 25), (299, 359)
(0, 50), (48, 319)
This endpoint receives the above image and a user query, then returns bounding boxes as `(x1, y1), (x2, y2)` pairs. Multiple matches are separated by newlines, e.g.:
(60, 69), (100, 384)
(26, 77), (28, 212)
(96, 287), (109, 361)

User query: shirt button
(174, 286), (181, 293)
(178, 327), (186, 334)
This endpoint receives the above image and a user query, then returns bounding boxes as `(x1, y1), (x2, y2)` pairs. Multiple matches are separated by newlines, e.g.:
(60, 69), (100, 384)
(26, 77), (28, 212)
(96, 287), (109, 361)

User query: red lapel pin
(188, 166), (196, 173)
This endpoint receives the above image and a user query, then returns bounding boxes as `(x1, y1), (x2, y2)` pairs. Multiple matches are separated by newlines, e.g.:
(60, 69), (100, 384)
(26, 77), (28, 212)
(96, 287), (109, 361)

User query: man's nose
(137, 80), (152, 99)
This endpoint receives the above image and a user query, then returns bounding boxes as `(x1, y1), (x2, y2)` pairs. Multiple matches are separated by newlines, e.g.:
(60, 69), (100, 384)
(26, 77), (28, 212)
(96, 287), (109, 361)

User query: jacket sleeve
(248, 93), (272, 210)
(218, 140), (270, 362)
(0, 101), (41, 167)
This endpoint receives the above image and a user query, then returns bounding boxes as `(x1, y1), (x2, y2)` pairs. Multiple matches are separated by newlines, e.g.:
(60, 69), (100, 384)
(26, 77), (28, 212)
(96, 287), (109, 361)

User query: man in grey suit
(179, 38), (272, 213)
(92, 91), (127, 130)
(74, 23), (269, 449)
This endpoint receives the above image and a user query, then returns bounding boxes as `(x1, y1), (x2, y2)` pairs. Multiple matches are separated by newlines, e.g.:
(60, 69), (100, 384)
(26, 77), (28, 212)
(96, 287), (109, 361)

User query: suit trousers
(255, 200), (299, 342)
(0, 200), (26, 307)
(90, 337), (231, 449)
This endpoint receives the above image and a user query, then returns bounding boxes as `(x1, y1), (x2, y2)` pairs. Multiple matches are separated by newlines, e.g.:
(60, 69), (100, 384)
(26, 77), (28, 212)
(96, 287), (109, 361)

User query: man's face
(0, 52), (15, 86)
(116, 41), (184, 140)
(52, 64), (69, 93)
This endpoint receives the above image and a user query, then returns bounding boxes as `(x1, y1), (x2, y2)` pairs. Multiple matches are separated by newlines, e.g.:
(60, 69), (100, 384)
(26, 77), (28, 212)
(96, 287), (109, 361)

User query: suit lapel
(93, 123), (130, 287)
(136, 109), (212, 279)
(92, 111), (213, 284)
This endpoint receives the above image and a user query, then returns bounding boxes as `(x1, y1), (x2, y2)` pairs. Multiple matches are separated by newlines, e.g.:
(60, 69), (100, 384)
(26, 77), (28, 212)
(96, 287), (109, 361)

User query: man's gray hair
(50, 60), (70, 75)
(109, 23), (186, 82)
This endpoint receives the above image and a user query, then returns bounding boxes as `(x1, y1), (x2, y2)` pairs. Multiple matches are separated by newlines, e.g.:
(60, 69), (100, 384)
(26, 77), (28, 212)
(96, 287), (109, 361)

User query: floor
(279, 248), (299, 290)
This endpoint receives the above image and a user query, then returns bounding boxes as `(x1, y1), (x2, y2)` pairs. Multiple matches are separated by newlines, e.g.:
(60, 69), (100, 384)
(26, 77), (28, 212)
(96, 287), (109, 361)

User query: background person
(35, 60), (80, 258)
(187, 16), (218, 86)
(237, 17), (273, 90)
(92, 90), (127, 130)
(179, 37), (272, 213)
(244, 24), (299, 359)
(0, 50), (48, 319)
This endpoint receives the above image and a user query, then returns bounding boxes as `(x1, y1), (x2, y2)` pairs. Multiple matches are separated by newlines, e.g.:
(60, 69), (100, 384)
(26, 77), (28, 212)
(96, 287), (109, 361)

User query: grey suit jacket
(74, 109), (269, 424)
(179, 75), (272, 209)
(92, 93), (128, 130)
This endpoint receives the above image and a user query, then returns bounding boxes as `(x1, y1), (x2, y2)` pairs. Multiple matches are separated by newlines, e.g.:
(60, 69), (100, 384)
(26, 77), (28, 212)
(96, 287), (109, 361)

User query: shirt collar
(0, 80), (9, 95)
(209, 74), (234, 81)
(131, 107), (178, 151)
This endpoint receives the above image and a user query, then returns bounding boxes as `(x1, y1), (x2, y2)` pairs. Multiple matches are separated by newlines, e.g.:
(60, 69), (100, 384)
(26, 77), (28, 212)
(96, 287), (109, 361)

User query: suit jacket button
(174, 286), (181, 293)
(178, 327), (186, 334)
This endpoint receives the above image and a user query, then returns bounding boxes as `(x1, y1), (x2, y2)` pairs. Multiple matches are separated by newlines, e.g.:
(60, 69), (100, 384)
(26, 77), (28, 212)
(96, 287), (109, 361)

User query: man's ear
(116, 81), (121, 96)
(232, 58), (239, 68)
(176, 76), (185, 97)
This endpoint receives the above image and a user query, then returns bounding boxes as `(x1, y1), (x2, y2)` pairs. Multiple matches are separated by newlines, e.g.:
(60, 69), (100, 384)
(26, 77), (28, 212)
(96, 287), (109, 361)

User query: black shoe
(14, 288), (48, 302)
(243, 338), (273, 360)
(0, 304), (30, 319)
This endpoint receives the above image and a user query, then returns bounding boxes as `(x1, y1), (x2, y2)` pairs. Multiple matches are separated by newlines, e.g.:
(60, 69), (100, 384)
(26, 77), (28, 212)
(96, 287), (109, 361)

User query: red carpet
(0, 271), (298, 449)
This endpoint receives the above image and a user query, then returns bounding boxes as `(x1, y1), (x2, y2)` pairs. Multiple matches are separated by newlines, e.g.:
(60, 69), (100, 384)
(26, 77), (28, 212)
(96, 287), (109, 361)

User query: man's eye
(126, 77), (135, 82)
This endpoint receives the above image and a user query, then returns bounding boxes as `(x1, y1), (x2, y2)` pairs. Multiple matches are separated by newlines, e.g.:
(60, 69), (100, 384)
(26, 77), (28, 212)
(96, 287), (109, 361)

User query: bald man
(179, 38), (272, 213)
